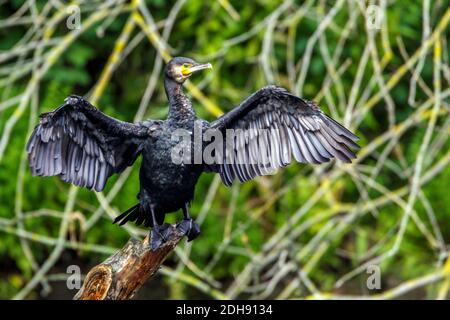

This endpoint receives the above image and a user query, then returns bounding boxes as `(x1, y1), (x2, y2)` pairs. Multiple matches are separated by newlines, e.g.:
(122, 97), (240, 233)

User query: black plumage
(27, 57), (359, 250)
(208, 86), (359, 186)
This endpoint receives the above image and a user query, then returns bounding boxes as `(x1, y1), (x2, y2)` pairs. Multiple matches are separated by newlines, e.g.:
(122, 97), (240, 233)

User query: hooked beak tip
(190, 63), (213, 73)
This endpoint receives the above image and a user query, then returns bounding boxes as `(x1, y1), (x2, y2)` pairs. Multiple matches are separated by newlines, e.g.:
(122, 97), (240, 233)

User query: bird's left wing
(27, 95), (150, 191)
(207, 86), (360, 186)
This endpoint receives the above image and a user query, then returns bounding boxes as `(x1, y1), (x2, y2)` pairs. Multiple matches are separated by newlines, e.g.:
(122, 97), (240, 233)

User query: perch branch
(74, 225), (183, 300)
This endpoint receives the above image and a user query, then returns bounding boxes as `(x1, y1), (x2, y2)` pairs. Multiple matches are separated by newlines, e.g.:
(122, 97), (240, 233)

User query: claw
(150, 223), (173, 251)
(176, 218), (200, 242)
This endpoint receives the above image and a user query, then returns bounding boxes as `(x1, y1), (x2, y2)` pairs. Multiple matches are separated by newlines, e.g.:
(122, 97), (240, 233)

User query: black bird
(26, 57), (359, 250)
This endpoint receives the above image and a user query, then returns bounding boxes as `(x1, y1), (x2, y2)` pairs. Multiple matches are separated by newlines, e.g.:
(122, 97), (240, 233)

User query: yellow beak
(182, 63), (212, 77)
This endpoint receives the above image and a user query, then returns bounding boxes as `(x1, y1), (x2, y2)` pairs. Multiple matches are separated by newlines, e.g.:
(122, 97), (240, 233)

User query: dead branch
(74, 225), (183, 300)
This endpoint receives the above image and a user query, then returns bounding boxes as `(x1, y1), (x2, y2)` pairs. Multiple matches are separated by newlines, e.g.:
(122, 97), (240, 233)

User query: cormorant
(26, 57), (359, 250)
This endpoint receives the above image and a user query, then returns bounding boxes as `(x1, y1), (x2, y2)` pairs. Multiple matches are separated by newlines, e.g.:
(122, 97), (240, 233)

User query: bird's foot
(176, 218), (200, 242)
(150, 223), (173, 251)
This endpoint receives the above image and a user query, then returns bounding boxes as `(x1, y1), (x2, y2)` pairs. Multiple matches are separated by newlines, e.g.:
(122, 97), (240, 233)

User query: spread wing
(207, 86), (360, 186)
(27, 95), (150, 191)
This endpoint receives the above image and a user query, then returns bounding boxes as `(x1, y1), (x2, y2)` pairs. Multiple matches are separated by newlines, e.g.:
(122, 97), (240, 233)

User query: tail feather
(135, 213), (145, 226)
(113, 202), (163, 227)
(113, 204), (140, 226)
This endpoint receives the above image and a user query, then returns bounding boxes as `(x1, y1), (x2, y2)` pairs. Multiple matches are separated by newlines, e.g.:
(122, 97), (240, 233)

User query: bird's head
(165, 57), (212, 84)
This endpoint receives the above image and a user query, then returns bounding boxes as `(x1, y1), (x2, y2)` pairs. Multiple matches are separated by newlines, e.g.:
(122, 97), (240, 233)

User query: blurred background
(0, 0), (449, 300)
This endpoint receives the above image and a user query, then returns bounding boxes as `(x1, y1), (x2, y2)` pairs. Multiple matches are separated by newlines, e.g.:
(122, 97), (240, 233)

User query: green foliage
(0, 0), (449, 299)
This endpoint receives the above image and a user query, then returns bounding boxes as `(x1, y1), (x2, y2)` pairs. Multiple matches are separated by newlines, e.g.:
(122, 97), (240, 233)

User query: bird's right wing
(27, 95), (151, 191)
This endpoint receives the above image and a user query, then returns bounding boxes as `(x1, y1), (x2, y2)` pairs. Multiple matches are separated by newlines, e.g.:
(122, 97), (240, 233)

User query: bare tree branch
(74, 225), (183, 300)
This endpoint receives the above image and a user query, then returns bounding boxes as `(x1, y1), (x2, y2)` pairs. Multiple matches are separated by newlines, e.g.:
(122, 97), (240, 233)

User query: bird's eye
(183, 63), (190, 68)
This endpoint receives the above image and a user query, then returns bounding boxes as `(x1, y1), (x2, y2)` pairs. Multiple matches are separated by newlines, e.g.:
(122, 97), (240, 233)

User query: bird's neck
(164, 77), (196, 125)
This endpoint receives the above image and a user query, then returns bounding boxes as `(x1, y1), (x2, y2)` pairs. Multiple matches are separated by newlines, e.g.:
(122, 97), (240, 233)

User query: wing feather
(208, 86), (360, 185)
(27, 95), (149, 191)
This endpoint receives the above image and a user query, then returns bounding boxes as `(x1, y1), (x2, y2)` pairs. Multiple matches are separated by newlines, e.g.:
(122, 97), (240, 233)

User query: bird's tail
(113, 203), (145, 226)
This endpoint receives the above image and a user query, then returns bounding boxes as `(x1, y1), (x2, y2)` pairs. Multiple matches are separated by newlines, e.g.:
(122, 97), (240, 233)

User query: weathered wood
(74, 224), (183, 300)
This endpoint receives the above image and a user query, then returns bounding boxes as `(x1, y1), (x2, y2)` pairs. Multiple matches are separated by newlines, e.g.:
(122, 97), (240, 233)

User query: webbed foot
(150, 223), (173, 251)
(176, 218), (201, 242)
